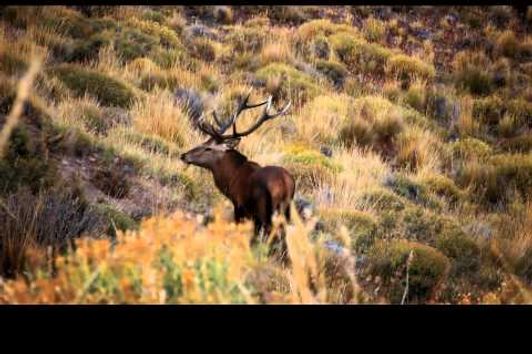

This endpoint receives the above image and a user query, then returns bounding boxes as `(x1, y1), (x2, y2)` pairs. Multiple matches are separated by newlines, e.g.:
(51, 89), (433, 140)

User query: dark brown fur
(209, 150), (295, 242)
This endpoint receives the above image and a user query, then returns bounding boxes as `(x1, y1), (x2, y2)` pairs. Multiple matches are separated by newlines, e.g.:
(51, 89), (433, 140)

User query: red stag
(180, 90), (295, 244)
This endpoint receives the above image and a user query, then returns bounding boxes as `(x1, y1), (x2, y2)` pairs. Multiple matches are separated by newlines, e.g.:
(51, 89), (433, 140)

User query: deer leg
(283, 203), (291, 222)
(234, 204), (246, 223)
(251, 218), (264, 246)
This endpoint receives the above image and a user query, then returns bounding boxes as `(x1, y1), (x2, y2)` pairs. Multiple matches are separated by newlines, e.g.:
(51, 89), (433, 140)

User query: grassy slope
(0, 5), (531, 303)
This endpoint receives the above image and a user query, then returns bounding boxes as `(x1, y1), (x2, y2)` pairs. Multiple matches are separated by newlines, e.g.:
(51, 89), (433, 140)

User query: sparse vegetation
(0, 6), (531, 304)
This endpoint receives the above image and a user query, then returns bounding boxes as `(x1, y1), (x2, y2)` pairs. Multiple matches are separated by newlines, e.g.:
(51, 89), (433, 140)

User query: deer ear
(223, 137), (241, 149)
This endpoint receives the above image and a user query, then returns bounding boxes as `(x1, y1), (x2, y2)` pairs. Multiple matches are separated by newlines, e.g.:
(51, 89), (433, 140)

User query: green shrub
(314, 60), (348, 89)
(366, 240), (450, 303)
(453, 50), (493, 96)
(425, 90), (458, 123)
(281, 146), (341, 190)
(436, 229), (480, 275)
(498, 114), (521, 138)
(76, 101), (108, 134)
(421, 175), (463, 204)
(338, 118), (373, 148)
(255, 63), (322, 102)
(330, 32), (392, 76)
(386, 54), (436, 81)
(150, 48), (185, 69)
(0, 125), (57, 195)
(359, 189), (406, 212)
(124, 18), (181, 49)
(319, 209), (377, 253)
(0, 93), (57, 195)
(455, 68), (493, 96)
(401, 207), (446, 243)
(296, 19), (358, 42)
(115, 27), (159, 62)
(94, 203), (139, 238)
(404, 83), (426, 112)
(385, 174), (442, 210)
(50, 65), (136, 108)
(450, 137), (493, 162)
(65, 32), (113, 63)
(472, 96), (505, 126)
(44, 10), (95, 38)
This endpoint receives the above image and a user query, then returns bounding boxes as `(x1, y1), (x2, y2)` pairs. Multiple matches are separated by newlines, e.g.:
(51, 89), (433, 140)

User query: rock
(324, 240), (345, 254)
(433, 96), (448, 121)
(184, 24), (218, 41)
(492, 72), (506, 88)
(320, 146), (333, 158)
(294, 195), (314, 220)
(415, 29), (432, 40)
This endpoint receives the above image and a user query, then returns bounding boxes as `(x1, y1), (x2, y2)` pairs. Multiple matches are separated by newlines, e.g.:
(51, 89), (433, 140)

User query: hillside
(0, 5), (530, 304)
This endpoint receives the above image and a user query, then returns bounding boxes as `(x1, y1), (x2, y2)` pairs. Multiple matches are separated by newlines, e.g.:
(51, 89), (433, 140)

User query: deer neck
(211, 151), (256, 201)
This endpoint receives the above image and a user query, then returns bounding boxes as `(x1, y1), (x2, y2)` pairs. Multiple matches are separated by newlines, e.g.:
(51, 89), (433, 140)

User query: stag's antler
(195, 89), (291, 142)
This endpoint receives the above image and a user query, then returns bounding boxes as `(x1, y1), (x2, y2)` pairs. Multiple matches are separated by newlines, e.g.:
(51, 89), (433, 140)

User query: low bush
(50, 65), (136, 108)
(366, 240), (450, 303)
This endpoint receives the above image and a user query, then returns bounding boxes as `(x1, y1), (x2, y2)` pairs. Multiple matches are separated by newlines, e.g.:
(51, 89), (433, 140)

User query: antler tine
(216, 89), (271, 136)
(224, 97), (292, 139)
(212, 111), (223, 129)
(196, 113), (223, 140)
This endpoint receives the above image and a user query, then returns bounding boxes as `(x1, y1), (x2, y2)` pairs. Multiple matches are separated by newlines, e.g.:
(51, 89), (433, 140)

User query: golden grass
(312, 147), (389, 211)
(260, 38), (294, 66)
(294, 94), (354, 145)
(456, 95), (481, 137)
(130, 88), (194, 146)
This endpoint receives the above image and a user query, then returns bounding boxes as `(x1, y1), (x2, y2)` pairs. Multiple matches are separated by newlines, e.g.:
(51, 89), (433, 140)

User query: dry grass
(130, 88), (193, 146)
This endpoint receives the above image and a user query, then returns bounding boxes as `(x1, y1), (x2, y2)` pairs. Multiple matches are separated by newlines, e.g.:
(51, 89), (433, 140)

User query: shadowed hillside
(0, 5), (530, 304)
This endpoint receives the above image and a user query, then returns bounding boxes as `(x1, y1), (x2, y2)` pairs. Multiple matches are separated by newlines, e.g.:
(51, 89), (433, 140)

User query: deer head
(180, 89), (291, 169)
